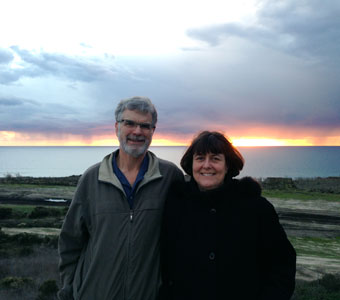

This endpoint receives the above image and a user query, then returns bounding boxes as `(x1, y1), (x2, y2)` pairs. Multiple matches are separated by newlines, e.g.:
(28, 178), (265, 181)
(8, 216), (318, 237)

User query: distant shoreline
(0, 175), (81, 186)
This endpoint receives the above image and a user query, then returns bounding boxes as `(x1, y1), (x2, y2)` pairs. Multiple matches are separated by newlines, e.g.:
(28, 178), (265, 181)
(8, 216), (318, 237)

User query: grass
(0, 204), (66, 215)
(0, 230), (59, 258)
(0, 204), (67, 229)
(292, 274), (340, 300)
(0, 204), (37, 215)
(289, 236), (340, 259)
(0, 217), (64, 229)
(0, 191), (338, 299)
(0, 246), (60, 300)
(262, 189), (340, 202)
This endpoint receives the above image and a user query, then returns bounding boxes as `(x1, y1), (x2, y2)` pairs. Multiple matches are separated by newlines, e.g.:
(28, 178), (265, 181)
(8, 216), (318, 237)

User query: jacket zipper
(124, 208), (134, 299)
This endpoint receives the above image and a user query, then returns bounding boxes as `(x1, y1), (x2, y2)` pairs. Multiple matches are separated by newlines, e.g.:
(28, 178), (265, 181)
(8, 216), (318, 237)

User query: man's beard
(118, 132), (151, 158)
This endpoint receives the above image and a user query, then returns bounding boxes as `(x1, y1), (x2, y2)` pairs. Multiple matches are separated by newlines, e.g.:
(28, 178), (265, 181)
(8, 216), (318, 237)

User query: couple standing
(58, 97), (296, 300)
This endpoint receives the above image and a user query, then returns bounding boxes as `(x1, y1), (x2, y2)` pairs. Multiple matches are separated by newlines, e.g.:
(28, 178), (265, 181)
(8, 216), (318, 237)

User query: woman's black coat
(160, 177), (296, 300)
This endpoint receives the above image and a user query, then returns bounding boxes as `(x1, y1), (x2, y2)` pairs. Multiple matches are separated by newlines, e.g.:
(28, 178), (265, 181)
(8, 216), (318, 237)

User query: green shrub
(29, 206), (62, 219)
(293, 274), (340, 300)
(62, 206), (69, 216)
(318, 273), (340, 292)
(0, 207), (12, 219)
(293, 283), (327, 300)
(12, 210), (28, 219)
(19, 246), (34, 256)
(37, 279), (58, 300)
(0, 276), (34, 290)
(0, 232), (58, 258)
(325, 294), (340, 300)
(43, 235), (59, 248)
(29, 207), (51, 219)
(0, 229), (10, 243)
(14, 232), (44, 246)
(5, 173), (12, 179)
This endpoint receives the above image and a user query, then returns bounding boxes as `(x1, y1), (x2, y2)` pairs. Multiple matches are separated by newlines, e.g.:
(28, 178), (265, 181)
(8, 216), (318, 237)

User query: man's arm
(58, 182), (89, 300)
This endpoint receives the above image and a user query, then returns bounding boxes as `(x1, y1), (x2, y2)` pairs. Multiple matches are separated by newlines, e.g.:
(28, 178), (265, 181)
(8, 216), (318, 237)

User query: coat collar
(186, 176), (261, 199)
(98, 150), (162, 191)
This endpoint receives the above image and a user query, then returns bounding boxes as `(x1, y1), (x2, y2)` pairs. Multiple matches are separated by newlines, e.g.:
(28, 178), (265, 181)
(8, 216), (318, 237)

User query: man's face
(115, 109), (155, 158)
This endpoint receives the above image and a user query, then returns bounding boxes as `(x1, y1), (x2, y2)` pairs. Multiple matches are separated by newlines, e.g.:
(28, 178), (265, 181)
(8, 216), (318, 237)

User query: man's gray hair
(115, 96), (158, 126)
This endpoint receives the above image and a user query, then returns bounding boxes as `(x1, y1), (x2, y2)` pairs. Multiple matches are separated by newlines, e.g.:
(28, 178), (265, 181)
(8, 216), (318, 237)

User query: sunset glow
(232, 138), (285, 147)
(1, 130), (340, 147)
(231, 138), (313, 147)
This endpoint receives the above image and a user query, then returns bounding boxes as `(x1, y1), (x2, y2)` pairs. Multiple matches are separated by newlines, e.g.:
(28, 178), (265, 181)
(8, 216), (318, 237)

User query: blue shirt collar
(112, 150), (149, 207)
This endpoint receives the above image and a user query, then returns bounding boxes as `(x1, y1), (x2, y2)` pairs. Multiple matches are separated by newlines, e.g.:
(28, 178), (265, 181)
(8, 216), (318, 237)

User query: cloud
(0, 46), (119, 84)
(1, 5), (340, 147)
(0, 48), (14, 64)
(187, 0), (340, 63)
(0, 95), (75, 132)
(0, 96), (39, 106)
(0, 98), (24, 106)
(0, 92), (117, 143)
(95, 45), (340, 139)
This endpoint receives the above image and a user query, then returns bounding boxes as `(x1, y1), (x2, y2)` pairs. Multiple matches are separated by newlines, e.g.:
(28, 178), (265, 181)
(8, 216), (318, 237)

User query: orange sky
(1, 127), (340, 147)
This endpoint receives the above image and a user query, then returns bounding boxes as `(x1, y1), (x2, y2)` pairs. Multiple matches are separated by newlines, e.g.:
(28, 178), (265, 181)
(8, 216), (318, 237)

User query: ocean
(0, 146), (340, 179)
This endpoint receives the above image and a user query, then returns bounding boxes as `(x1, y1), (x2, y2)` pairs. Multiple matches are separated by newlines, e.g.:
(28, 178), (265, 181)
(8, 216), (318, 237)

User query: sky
(1, 0), (340, 146)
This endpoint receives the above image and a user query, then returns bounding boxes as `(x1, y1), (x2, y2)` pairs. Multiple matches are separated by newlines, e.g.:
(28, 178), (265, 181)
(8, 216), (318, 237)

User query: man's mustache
(127, 135), (146, 142)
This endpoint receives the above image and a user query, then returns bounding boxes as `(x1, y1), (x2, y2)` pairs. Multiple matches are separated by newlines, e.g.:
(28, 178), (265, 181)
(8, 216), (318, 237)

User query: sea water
(0, 146), (339, 178)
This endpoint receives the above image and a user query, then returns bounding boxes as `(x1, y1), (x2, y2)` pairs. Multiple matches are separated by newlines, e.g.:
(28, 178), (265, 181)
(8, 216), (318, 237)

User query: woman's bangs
(194, 135), (225, 155)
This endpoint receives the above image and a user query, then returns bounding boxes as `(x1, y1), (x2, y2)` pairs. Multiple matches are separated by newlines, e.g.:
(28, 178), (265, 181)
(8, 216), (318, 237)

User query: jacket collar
(98, 150), (162, 191)
(187, 175), (262, 200)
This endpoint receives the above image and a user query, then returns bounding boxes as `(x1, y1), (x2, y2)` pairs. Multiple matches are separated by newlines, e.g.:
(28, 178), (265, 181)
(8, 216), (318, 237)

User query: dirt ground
(267, 197), (340, 281)
(296, 256), (340, 281)
(2, 227), (60, 236)
(269, 197), (340, 212)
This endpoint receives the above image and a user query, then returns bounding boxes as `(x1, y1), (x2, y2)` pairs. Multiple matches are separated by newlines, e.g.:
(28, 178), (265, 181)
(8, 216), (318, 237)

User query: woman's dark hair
(180, 131), (244, 178)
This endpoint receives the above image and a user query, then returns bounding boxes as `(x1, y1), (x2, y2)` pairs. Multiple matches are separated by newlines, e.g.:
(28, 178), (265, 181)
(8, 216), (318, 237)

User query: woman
(160, 131), (296, 300)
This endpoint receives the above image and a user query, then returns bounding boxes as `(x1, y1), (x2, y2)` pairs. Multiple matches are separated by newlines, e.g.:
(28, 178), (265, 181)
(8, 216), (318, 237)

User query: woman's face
(192, 152), (228, 190)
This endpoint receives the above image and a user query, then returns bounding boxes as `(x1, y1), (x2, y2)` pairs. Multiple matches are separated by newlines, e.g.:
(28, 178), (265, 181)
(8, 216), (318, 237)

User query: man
(58, 97), (183, 300)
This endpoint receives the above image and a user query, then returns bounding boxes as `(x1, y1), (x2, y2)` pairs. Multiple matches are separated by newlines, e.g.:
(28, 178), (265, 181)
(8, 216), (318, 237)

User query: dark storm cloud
(177, 0), (340, 137)
(187, 0), (340, 62)
(109, 50), (340, 138)
(152, 70), (340, 136)
(158, 98), (340, 137)
(0, 95), (74, 132)
(0, 46), (117, 84)
(0, 93), (113, 138)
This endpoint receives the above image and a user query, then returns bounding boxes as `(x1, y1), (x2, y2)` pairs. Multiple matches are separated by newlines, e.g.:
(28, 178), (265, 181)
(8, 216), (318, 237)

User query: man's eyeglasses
(118, 119), (155, 131)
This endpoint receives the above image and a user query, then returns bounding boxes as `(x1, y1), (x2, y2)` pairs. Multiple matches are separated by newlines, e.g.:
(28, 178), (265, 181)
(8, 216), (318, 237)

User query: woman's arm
(258, 198), (296, 300)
